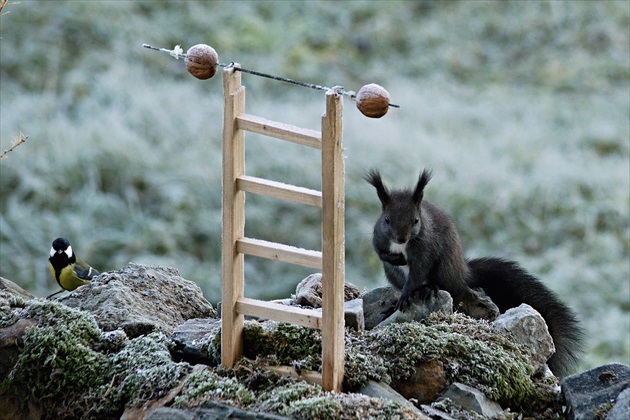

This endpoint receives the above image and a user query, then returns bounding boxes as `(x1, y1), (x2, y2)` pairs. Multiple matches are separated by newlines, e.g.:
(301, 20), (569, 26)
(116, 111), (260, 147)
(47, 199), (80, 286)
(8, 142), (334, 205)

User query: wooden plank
(236, 297), (322, 329)
(221, 64), (246, 368)
(236, 113), (322, 150)
(236, 237), (322, 269)
(320, 91), (345, 392)
(237, 175), (322, 207)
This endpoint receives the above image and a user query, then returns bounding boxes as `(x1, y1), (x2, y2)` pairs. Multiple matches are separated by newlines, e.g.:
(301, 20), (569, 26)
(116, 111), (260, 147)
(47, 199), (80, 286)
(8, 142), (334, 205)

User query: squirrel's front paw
(396, 285), (437, 312)
(395, 293), (413, 312)
(413, 284), (438, 301)
(381, 252), (407, 266)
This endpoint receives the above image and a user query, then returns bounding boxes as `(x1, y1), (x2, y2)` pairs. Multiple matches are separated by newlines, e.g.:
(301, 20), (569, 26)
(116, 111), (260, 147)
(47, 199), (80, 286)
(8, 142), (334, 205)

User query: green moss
(254, 381), (324, 414)
(220, 314), (548, 411)
(173, 367), (256, 409)
(241, 321), (322, 371)
(0, 298), (562, 417)
(101, 332), (191, 408)
(366, 314), (543, 408)
(282, 395), (342, 419)
(1, 300), (112, 418)
(0, 291), (28, 326)
(343, 333), (390, 390)
(335, 393), (421, 420)
(1, 300), (194, 418)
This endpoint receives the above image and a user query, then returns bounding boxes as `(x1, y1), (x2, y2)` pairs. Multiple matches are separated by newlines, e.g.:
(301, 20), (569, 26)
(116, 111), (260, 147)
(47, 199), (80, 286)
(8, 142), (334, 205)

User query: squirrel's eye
(384, 217), (390, 224)
(414, 217), (419, 225)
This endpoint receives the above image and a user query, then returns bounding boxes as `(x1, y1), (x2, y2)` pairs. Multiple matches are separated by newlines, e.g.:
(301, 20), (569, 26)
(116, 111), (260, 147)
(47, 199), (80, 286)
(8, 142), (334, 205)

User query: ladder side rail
(320, 91), (345, 392)
(221, 65), (247, 368)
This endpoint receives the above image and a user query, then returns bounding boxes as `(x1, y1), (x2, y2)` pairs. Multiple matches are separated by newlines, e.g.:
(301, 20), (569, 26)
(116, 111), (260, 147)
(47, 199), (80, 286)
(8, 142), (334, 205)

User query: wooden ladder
(220, 64), (345, 392)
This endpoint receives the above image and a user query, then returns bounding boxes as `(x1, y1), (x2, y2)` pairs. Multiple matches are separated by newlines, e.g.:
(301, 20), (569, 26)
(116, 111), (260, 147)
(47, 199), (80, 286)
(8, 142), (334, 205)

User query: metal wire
(143, 44), (400, 108)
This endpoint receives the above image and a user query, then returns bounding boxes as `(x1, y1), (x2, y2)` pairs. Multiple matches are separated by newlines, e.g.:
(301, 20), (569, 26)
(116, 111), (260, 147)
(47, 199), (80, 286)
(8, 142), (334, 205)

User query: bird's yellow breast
(49, 262), (91, 291)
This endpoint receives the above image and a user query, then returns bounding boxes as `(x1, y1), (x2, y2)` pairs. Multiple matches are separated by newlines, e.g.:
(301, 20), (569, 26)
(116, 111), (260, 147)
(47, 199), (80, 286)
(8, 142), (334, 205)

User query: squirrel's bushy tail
(467, 257), (585, 377)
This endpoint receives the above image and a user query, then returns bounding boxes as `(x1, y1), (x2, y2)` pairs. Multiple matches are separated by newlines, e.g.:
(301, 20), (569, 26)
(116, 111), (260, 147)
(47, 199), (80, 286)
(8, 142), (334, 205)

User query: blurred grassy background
(0, 1), (628, 371)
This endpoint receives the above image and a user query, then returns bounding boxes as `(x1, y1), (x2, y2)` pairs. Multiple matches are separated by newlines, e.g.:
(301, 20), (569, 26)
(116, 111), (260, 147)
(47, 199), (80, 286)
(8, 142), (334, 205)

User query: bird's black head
(52, 237), (70, 252)
(49, 237), (75, 264)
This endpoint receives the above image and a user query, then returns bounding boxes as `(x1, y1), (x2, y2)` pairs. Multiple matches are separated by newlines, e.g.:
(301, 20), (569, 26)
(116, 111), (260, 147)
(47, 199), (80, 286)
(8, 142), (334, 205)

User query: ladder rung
(236, 113), (322, 150)
(236, 237), (322, 269)
(237, 175), (322, 207)
(236, 297), (322, 329)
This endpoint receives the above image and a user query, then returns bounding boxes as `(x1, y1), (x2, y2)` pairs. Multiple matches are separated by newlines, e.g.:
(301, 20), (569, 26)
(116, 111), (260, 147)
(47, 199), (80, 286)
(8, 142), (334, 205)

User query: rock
(343, 298), (364, 330)
(362, 286), (400, 329)
(146, 401), (288, 419)
(355, 285), (497, 329)
(438, 382), (503, 418)
(0, 316), (43, 419)
(392, 360), (448, 404)
(58, 263), (216, 337)
(562, 363), (630, 420)
(358, 380), (425, 416)
(172, 318), (222, 366)
(492, 304), (555, 372)
(377, 290), (452, 327)
(295, 273), (323, 307)
(312, 298), (365, 330)
(0, 318), (36, 379)
(419, 404), (457, 420)
(295, 273), (360, 308)
(607, 388), (630, 420)
(453, 288), (499, 321)
(0, 277), (35, 301)
(96, 329), (128, 353)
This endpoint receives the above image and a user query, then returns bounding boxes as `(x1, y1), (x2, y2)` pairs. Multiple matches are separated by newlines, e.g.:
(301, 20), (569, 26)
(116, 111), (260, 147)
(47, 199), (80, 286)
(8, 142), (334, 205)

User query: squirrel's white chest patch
(389, 241), (410, 277)
(389, 241), (407, 256)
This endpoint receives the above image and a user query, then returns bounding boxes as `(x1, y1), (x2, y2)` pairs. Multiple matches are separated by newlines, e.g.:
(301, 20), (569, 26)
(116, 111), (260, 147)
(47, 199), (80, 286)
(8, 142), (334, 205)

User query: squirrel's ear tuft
(364, 169), (390, 206)
(412, 169), (433, 204)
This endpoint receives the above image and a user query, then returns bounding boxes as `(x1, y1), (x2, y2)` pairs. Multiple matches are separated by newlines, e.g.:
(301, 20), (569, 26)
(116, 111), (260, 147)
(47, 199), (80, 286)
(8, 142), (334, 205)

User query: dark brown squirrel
(365, 168), (585, 377)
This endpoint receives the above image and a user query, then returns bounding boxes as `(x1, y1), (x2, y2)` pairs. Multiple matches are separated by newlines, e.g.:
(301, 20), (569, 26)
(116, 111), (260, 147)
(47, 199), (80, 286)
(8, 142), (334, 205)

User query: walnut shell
(185, 44), (218, 80)
(355, 83), (391, 118)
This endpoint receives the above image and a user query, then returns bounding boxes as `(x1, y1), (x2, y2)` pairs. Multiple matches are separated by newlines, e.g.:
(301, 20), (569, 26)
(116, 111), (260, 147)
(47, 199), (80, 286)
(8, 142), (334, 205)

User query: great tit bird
(48, 237), (99, 293)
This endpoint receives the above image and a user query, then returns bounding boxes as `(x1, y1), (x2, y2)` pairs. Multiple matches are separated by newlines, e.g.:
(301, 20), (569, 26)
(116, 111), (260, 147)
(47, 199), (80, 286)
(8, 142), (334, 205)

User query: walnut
(355, 83), (391, 118)
(185, 44), (219, 80)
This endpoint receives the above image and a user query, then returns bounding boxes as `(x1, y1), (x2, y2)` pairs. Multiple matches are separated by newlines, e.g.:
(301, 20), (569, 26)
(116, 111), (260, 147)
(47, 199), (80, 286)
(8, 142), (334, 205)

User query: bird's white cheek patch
(65, 246), (73, 258)
(49, 247), (56, 257)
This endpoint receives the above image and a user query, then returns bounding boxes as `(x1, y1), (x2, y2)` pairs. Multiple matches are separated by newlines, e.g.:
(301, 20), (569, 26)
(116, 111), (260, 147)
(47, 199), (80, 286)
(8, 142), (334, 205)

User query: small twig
(0, 0), (19, 17)
(0, 131), (28, 160)
(103, 374), (117, 398)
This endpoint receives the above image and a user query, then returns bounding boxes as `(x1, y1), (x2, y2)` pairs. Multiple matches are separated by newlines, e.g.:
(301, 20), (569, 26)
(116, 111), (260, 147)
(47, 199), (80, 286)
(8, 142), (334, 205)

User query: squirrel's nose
(395, 236), (407, 244)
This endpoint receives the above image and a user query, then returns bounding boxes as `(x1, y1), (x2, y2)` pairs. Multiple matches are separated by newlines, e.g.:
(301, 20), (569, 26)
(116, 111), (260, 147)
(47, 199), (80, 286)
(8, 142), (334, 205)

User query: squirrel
(365, 168), (585, 377)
